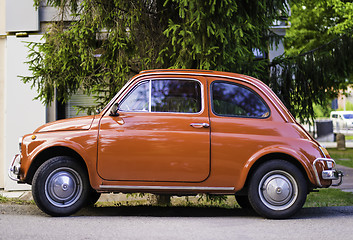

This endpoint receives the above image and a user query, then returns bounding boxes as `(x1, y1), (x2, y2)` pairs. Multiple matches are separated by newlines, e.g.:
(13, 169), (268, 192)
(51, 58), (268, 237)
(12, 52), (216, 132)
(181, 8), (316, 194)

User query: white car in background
(330, 111), (353, 134)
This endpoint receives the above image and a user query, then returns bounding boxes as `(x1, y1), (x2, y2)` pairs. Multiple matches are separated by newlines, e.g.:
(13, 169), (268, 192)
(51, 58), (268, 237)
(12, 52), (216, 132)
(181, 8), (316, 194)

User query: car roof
(140, 69), (249, 79)
(138, 69), (265, 87)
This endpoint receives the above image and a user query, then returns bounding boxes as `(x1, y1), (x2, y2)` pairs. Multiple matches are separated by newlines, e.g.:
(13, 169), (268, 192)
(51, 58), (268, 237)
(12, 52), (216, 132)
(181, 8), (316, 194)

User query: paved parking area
(334, 164), (353, 193)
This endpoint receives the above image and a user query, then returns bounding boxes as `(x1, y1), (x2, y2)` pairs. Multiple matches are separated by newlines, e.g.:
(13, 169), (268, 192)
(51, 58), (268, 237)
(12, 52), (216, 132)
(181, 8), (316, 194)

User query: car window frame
(119, 80), (150, 112)
(118, 78), (204, 115)
(210, 80), (271, 119)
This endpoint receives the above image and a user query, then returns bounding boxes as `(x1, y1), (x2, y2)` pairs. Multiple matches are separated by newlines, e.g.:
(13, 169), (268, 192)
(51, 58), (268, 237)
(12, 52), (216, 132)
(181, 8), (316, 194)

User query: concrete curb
(0, 191), (147, 203)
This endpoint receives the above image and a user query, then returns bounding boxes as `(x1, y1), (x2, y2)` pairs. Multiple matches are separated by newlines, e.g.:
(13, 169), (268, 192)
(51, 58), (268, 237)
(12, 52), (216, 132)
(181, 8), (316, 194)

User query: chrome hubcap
(259, 170), (298, 211)
(45, 167), (83, 208)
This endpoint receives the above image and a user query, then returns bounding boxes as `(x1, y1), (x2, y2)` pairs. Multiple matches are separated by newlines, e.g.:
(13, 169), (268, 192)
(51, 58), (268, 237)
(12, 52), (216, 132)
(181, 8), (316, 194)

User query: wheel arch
(236, 152), (313, 194)
(25, 146), (88, 185)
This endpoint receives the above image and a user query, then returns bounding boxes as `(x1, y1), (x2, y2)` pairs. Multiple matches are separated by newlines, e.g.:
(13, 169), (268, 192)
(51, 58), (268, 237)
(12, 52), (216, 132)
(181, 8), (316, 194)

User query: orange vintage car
(9, 69), (343, 218)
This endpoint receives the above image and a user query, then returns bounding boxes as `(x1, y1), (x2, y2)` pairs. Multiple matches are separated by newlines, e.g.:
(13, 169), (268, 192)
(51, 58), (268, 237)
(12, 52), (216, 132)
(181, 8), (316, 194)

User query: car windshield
(343, 114), (353, 119)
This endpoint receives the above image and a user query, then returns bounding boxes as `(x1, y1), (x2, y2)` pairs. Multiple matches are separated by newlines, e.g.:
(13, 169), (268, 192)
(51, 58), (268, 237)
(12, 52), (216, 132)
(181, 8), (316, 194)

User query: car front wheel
(32, 156), (89, 216)
(235, 195), (252, 209)
(248, 160), (307, 219)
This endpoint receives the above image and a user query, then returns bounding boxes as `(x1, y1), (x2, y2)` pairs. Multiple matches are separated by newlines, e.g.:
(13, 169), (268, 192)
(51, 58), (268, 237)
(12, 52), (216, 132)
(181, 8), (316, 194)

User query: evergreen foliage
(23, 0), (288, 114)
(22, 0), (353, 122)
(281, 0), (353, 122)
(271, 35), (353, 122)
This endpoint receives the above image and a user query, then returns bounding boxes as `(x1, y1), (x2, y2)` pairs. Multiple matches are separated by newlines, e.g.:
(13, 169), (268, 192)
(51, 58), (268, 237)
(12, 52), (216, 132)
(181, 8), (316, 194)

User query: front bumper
(313, 158), (344, 187)
(8, 154), (21, 181)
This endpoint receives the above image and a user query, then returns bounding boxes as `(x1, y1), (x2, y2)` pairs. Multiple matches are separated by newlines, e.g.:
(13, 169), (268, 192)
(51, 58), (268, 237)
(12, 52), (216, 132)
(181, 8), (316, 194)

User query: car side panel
(19, 129), (99, 186)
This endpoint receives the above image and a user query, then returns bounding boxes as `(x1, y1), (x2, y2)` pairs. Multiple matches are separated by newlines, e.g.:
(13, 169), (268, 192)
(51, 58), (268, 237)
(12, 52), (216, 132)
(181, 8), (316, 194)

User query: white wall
(269, 27), (288, 62)
(4, 35), (46, 190)
(0, 0), (6, 189)
(6, 0), (39, 32)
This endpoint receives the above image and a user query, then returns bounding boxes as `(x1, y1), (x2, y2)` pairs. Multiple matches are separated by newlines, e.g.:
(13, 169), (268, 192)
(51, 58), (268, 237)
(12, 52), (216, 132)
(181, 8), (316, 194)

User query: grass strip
(328, 148), (353, 168)
(0, 195), (34, 205)
(304, 188), (353, 208)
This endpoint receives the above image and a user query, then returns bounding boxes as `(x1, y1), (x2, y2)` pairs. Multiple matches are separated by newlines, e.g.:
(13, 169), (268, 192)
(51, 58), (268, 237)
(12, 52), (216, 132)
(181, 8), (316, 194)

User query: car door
(97, 76), (210, 182)
(208, 78), (274, 183)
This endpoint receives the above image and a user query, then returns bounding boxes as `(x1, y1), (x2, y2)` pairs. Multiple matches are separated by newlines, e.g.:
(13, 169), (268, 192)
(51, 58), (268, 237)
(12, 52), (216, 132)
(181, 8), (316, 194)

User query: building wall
(0, 0), (6, 188)
(1, 0), (46, 190)
(4, 35), (46, 190)
(6, 0), (39, 32)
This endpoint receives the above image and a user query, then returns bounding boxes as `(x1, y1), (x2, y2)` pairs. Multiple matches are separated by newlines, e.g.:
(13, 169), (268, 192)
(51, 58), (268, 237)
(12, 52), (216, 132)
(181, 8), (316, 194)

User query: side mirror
(109, 103), (120, 116)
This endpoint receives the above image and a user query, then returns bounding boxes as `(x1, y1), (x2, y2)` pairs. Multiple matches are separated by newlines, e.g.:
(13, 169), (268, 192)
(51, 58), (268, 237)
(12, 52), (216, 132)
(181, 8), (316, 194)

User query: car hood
(34, 115), (95, 133)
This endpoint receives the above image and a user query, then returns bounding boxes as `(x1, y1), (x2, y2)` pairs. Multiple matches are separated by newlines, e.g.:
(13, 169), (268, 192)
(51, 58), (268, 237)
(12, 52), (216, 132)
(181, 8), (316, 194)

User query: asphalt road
(1, 204), (353, 240)
(1, 164), (352, 240)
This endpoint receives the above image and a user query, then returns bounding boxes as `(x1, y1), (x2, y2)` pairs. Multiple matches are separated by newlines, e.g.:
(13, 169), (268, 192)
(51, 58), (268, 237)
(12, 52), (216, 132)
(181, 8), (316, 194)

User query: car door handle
(190, 123), (210, 128)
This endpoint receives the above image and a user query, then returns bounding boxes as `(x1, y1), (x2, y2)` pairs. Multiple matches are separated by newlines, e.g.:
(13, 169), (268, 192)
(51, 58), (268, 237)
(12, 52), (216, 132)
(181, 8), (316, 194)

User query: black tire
(32, 156), (90, 217)
(235, 195), (252, 209)
(248, 160), (307, 219)
(85, 188), (101, 207)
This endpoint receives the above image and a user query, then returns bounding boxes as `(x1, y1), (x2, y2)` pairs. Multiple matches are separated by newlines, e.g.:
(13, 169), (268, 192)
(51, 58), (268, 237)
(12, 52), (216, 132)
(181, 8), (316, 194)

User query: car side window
(119, 79), (202, 113)
(151, 80), (201, 113)
(119, 81), (149, 111)
(211, 81), (270, 118)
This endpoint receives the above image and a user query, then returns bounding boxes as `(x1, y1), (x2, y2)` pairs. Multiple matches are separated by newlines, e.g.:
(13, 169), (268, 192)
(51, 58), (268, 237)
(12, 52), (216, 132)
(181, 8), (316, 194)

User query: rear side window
(211, 81), (270, 118)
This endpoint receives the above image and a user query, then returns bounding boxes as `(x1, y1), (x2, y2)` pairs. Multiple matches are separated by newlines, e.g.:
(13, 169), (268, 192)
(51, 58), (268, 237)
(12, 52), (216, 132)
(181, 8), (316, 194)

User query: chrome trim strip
(118, 78), (205, 115)
(149, 80), (152, 112)
(99, 185), (234, 191)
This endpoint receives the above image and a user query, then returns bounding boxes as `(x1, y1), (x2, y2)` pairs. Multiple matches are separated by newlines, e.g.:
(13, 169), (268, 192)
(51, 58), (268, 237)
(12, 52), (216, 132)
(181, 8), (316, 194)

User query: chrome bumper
(8, 154), (21, 181)
(313, 158), (344, 187)
(322, 169), (344, 186)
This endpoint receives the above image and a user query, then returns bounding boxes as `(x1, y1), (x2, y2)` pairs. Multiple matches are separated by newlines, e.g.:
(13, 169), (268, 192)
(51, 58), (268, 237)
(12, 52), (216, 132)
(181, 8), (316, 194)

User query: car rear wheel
(248, 160), (307, 219)
(32, 156), (89, 216)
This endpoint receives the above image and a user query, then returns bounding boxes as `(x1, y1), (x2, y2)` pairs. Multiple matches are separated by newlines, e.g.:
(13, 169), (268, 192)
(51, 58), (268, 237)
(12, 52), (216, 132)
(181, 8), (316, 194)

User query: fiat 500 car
(9, 69), (343, 218)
